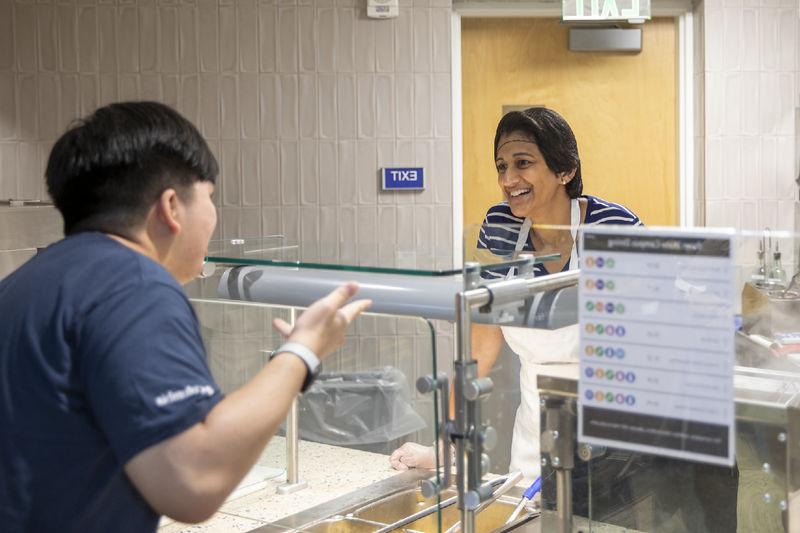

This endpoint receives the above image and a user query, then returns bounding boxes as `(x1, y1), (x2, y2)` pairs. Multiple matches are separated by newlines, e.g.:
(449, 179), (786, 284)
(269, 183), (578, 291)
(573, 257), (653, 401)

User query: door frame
(450, 0), (696, 268)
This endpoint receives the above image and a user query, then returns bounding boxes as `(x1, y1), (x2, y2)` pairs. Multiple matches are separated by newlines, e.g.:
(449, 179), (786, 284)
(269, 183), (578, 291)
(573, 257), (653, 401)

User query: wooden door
(461, 18), (678, 229)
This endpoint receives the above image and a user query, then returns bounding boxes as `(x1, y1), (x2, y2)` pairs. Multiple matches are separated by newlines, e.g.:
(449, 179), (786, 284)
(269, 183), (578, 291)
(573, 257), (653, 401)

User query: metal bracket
(540, 396), (577, 533)
(417, 373), (452, 499)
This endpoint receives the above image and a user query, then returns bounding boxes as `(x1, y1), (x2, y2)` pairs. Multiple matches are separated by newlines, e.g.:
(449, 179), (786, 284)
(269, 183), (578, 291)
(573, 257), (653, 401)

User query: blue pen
(505, 476), (542, 524)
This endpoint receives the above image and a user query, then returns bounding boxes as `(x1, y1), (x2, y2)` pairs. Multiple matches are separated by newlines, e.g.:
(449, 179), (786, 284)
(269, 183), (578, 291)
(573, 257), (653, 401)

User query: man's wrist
(272, 341), (321, 393)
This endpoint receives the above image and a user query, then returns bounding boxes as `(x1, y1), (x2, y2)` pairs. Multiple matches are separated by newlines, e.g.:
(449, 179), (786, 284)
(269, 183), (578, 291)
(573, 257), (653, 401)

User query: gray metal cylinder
(216, 265), (579, 328)
(218, 265), (464, 320)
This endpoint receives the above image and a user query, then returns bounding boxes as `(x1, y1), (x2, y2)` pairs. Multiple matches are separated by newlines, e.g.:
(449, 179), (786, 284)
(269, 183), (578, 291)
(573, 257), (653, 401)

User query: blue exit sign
(382, 167), (424, 191)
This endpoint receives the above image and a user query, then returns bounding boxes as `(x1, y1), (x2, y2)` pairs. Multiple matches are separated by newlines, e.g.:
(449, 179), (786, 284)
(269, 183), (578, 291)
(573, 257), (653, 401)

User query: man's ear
(155, 188), (182, 235)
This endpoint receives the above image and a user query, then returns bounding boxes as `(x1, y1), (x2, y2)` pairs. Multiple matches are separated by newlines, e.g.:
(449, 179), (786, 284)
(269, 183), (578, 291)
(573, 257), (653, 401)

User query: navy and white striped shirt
(478, 195), (642, 279)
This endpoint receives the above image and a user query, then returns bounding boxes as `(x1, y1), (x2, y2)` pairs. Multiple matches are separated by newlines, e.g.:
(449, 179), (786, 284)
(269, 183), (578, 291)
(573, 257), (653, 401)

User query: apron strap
(569, 198), (580, 268)
(509, 198), (581, 278)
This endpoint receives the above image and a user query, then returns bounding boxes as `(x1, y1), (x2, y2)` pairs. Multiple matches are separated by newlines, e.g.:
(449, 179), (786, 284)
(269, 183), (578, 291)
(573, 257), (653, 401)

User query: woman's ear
(558, 168), (578, 185)
(155, 188), (182, 235)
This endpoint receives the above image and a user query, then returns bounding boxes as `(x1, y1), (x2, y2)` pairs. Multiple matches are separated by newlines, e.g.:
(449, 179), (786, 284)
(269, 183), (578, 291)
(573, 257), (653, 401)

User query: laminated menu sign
(578, 227), (736, 466)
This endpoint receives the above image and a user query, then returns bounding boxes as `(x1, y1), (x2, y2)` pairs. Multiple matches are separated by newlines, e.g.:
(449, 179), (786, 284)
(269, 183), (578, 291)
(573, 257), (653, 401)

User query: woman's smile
(507, 186), (533, 210)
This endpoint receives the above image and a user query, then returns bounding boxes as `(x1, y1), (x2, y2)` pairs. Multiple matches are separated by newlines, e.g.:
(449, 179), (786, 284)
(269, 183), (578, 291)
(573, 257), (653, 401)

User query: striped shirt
(478, 195), (642, 279)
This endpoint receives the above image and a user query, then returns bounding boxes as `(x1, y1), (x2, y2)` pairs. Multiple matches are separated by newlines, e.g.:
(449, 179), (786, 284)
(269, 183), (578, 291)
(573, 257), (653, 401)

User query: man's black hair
(46, 101), (219, 236)
(493, 107), (583, 198)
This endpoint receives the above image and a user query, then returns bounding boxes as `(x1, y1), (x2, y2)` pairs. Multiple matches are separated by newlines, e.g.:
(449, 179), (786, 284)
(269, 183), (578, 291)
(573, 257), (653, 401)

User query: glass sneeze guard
(205, 236), (460, 277)
(180, 236), (451, 533)
(205, 236), (562, 278)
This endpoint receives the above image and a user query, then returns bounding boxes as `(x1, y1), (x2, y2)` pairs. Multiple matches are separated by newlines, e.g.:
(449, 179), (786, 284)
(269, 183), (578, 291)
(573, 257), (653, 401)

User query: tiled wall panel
(1, 0), (455, 434)
(0, 3), (14, 72)
(701, 0), (799, 242)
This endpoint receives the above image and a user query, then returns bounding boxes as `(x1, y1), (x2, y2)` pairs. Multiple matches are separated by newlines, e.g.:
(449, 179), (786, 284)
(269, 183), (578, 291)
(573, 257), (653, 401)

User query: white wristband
(274, 341), (321, 392)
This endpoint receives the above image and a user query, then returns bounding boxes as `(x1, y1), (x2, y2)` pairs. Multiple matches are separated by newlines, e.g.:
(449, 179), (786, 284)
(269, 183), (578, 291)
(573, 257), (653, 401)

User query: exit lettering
(389, 169), (418, 182)
(563, 0), (649, 21)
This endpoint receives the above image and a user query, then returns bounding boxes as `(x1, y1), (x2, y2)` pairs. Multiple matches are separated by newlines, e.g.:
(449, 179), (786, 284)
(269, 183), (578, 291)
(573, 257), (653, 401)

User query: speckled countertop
(158, 437), (399, 533)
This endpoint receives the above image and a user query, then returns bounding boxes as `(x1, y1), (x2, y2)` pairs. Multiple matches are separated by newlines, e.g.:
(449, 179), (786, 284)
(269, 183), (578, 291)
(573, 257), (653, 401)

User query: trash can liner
(298, 367), (427, 446)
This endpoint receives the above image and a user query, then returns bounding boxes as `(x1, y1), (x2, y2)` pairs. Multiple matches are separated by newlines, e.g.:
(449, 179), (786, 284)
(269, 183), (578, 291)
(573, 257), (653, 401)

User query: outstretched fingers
(319, 282), (359, 310)
(272, 318), (293, 337)
(339, 298), (373, 324)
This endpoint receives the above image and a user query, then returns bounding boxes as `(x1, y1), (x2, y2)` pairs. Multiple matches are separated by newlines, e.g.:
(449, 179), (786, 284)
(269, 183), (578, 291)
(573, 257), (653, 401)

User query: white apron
(502, 199), (581, 482)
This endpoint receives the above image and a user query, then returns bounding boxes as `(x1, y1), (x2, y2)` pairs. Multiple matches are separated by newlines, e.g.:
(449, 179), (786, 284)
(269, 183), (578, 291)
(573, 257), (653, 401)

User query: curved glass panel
(181, 273), (443, 532)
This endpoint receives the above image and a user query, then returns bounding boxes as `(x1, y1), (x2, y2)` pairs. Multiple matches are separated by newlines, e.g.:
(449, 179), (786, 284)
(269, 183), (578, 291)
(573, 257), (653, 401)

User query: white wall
(700, 0), (799, 233)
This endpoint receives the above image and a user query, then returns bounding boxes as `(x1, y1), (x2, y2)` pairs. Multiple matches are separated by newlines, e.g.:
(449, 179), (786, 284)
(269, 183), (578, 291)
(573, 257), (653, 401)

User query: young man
(0, 101), (371, 532)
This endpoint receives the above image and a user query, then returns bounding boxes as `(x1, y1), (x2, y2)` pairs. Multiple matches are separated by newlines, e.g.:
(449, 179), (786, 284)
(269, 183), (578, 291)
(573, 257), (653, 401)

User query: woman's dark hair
(493, 107), (583, 198)
(46, 101), (218, 236)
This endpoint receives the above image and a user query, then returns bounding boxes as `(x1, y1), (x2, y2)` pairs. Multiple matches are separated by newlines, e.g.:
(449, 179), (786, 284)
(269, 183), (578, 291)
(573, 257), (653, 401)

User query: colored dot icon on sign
(615, 393), (625, 404)
(607, 258), (615, 268)
(595, 346), (604, 356)
(616, 370), (625, 381)
(626, 371), (636, 383)
(606, 369), (615, 380)
(595, 325), (603, 335)
(585, 257), (595, 268)
(626, 395), (636, 406)
(596, 279), (605, 290)
(585, 345), (594, 356)
(586, 302), (595, 311)
(617, 303), (625, 314)
(595, 391), (605, 401)
(586, 324), (595, 333)
(605, 325), (615, 335)
(615, 348), (625, 358)
(595, 301), (604, 312)
(585, 390), (594, 400)
(607, 280), (616, 290)
(605, 392), (614, 403)
(597, 257), (605, 268)
(605, 302), (615, 313)
(615, 325), (626, 337)
(585, 367), (594, 378)
(586, 279), (595, 289)
(605, 347), (615, 358)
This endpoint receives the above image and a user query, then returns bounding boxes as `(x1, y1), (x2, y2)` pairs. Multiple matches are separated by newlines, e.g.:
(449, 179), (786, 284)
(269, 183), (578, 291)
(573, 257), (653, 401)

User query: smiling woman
(475, 107), (642, 481)
(479, 107), (641, 279)
(390, 107), (643, 481)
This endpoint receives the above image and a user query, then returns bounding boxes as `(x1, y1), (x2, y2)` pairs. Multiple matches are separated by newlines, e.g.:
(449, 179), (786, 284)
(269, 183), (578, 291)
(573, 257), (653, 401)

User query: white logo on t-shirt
(154, 384), (215, 407)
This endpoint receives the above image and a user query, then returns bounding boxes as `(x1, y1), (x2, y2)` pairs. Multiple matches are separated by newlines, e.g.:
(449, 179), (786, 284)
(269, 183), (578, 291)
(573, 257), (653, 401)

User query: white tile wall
(700, 0), (799, 239)
(9, 3), (455, 258)
(0, 1), (458, 403)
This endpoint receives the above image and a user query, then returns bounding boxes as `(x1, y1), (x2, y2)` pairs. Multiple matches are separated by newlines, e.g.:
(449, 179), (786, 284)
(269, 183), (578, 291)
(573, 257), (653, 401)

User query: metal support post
(450, 268), (580, 532)
(540, 397), (576, 533)
(277, 308), (308, 495)
(556, 469), (573, 531)
(454, 278), (495, 533)
(454, 291), (477, 533)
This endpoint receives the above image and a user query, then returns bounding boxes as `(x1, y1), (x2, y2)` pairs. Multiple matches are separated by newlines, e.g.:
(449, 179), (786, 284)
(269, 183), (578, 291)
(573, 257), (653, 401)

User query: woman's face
(495, 131), (569, 219)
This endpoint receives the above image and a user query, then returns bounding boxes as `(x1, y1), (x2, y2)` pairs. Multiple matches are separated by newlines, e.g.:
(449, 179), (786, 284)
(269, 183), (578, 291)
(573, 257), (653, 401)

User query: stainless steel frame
(537, 369), (800, 533)
(447, 267), (580, 533)
(213, 256), (581, 531)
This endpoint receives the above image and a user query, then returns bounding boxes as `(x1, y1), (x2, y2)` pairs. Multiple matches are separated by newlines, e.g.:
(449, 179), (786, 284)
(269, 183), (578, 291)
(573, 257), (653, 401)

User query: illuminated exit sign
(562, 0), (651, 22)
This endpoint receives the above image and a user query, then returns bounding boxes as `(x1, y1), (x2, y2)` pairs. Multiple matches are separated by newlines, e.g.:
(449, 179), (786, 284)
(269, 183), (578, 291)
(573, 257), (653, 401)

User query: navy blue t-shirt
(0, 232), (222, 533)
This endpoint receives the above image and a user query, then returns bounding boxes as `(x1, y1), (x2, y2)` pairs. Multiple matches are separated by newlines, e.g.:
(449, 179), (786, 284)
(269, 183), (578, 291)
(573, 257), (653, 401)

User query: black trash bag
(298, 366), (426, 446)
